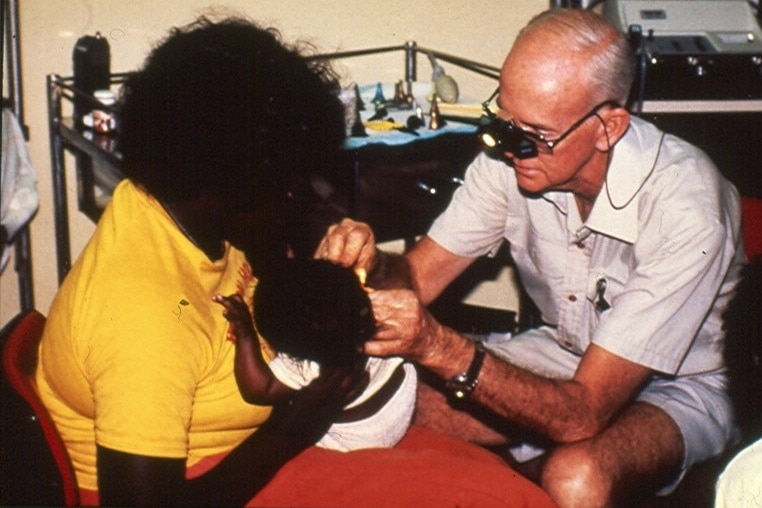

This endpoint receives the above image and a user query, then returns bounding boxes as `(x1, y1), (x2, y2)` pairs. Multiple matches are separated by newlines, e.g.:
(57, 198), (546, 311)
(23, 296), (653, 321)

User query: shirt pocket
(585, 265), (628, 320)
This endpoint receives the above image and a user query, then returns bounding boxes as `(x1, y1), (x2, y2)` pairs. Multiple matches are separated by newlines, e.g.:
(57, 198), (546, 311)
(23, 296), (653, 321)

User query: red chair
(741, 196), (762, 259)
(1, 310), (79, 506)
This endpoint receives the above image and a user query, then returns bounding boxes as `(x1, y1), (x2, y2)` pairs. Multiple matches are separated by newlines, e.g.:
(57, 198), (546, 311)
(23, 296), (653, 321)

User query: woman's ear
(595, 106), (631, 152)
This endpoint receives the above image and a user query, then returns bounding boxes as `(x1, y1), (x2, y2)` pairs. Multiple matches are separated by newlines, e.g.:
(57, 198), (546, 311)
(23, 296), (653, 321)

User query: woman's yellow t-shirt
(36, 180), (273, 491)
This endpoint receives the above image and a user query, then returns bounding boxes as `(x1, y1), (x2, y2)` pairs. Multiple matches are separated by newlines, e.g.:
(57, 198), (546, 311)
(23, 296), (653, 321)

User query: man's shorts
(480, 326), (739, 495)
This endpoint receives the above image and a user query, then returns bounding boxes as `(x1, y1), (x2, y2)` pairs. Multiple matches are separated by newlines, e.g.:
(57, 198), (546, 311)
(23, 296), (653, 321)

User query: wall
(1, 0), (547, 325)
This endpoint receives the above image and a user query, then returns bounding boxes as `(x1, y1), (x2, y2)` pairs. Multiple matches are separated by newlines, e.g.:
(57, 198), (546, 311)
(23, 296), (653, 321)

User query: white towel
(1, 107), (38, 273)
(268, 354), (417, 452)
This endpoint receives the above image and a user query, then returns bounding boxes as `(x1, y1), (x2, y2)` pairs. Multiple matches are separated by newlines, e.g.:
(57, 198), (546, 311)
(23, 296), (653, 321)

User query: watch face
(446, 342), (486, 400)
(451, 388), (469, 399)
(446, 374), (473, 400)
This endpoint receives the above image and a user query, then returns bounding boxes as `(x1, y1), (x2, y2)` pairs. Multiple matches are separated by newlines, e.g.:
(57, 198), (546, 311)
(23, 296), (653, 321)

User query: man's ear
(595, 106), (630, 152)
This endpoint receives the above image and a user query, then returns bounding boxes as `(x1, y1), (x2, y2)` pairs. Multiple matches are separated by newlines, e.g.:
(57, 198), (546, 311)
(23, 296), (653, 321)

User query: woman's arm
(96, 421), (305, 507)
(97, 447), (185, 507)
(98, 363), (367, 507)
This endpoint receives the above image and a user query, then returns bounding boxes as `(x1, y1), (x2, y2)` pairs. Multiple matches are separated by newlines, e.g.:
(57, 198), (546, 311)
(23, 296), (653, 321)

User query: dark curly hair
(117, 16), (346, 214)
(254, 258), (375, 368)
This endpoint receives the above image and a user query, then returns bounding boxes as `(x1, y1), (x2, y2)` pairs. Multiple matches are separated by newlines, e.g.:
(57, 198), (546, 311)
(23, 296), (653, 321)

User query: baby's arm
(213, 294), (294, 405)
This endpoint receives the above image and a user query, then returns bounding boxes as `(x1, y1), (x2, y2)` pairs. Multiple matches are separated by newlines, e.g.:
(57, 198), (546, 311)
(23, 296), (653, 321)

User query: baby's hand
(212, 293), (256, 343)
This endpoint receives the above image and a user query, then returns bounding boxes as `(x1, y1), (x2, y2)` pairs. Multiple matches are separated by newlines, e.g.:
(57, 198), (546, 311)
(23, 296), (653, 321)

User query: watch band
(445, 341), (487, 400)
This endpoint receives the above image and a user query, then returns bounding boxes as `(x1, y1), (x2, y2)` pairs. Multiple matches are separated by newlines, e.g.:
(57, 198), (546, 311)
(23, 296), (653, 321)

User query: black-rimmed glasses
(477, 87), (619, 159)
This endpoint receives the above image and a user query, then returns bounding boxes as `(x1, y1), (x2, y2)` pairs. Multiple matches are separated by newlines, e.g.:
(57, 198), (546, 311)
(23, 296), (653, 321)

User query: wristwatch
(445, 341), (487, 400)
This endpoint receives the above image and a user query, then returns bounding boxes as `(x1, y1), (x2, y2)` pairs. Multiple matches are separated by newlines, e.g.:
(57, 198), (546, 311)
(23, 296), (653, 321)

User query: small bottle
(72, 31), (110, 127)
(90, 89), (116, 134)
(428, 94), (445, 130)
(371, 82), (386, 107)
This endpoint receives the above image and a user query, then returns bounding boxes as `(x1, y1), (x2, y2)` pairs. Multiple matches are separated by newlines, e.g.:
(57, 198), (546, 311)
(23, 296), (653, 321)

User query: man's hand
(363, 289), (445, 362)
(315, 218), (377, 274)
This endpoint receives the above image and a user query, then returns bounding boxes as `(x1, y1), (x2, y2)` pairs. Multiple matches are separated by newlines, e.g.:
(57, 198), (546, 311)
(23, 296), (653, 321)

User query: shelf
(58, 118), (123, 217)
(46, 44), (498, 284)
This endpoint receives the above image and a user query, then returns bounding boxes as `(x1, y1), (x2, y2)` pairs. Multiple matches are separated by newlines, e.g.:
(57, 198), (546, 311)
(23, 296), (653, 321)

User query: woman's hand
(315, 218), (377, 275)
(262, 361), (370, 452)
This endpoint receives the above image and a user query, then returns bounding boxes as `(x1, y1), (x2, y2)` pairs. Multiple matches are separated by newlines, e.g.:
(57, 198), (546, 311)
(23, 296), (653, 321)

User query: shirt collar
(584, 117), (664, 244)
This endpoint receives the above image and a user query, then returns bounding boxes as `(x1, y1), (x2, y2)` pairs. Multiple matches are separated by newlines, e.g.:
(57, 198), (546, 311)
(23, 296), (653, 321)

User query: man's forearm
(470, 352), (602, 442)
(417, 323), (610, 443)
(367, 250), (412, 290)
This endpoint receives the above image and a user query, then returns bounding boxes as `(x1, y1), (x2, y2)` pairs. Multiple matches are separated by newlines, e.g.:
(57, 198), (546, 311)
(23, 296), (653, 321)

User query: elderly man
(319, 8), (745, 507)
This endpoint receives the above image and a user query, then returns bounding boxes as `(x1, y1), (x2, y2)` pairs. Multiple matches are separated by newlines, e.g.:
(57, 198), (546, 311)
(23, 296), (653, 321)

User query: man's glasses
(477, 87), (619, 159)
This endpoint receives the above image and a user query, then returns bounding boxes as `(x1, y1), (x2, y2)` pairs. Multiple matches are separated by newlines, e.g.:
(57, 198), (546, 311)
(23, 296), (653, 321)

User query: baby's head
(254, 258), (375, 367)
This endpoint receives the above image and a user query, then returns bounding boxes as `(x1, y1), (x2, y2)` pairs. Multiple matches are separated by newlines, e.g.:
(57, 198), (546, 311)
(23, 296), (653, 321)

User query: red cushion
(250, 425), (557, 507)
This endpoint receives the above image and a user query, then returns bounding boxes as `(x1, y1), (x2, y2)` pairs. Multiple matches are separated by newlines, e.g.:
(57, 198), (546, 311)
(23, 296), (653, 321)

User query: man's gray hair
(519, 9), (636, 106)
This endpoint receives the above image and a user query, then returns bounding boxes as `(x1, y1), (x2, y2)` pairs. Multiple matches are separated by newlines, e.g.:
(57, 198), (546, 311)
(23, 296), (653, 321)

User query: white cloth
(715, 438), (762, 507)
(1, 107), (38, 273)
(268, 354), (416, 452)
(429, 116), (744, 377)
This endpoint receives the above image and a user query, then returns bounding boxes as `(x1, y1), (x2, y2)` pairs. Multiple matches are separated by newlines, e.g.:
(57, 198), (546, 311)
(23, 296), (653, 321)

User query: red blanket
(251, 425), (557, 507)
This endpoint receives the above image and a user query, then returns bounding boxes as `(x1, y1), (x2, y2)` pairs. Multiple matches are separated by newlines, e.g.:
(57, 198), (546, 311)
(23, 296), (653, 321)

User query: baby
(214, 258), (416, 452)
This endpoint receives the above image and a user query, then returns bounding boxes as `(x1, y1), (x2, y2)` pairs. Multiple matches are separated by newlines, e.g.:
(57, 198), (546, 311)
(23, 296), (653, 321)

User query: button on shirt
(429, 117), (744, 376)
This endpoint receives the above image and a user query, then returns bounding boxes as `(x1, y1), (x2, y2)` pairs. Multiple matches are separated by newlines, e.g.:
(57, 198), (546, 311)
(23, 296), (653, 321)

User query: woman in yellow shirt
(37, 15), (356, 506)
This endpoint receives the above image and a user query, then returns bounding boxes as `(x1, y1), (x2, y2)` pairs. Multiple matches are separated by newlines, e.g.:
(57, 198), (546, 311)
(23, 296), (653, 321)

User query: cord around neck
(597, 113), (664, 211)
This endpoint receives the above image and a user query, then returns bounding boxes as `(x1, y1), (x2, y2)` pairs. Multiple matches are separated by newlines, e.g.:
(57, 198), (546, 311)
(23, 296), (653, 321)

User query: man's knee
(541, 444), (616, 508)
